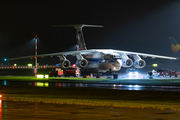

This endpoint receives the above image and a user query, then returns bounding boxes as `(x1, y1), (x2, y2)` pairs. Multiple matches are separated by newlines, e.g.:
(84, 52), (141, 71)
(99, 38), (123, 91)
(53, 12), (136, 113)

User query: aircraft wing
(8, 49), (177, 60)
(95, 49), (177, 60)
(7, 50), (97, 60)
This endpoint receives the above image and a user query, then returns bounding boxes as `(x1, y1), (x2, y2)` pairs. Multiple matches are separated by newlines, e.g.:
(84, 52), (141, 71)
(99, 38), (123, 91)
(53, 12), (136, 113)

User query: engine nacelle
(76, 59), (88, 68)
(133, 59), (146, 68)
(132, 54), (146, 68)
(122, 58), (133, 67)
(59, 59), (71, 69)
(120, 53), (133, 68)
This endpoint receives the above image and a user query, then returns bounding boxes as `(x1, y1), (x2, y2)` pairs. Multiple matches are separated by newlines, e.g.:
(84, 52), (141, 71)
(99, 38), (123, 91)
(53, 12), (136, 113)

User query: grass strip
(0, 76), (109, 82)
(1, 76), (180, 86)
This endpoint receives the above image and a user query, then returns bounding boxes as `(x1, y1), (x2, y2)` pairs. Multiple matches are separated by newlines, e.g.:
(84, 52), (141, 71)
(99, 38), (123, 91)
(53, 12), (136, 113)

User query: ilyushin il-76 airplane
(8, 24), (177, 72)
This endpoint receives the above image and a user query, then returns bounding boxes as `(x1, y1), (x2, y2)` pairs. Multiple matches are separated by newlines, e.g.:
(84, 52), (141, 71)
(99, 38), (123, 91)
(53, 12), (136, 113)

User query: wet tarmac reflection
(1, 80), (180, 91)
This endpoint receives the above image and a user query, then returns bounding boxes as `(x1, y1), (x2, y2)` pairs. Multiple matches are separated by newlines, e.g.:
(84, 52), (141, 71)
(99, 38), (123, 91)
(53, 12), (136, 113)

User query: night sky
(0, 0), (179, 68)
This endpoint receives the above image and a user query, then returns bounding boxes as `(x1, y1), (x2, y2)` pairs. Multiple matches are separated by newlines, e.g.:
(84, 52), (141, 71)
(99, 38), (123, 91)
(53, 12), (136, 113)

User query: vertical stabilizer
(51, 24), (103, 50)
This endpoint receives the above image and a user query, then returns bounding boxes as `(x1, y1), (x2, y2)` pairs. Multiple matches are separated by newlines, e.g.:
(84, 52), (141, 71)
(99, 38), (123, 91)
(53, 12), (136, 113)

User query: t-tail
(51, 24), (103, 50)
(169, 36), (180, 53)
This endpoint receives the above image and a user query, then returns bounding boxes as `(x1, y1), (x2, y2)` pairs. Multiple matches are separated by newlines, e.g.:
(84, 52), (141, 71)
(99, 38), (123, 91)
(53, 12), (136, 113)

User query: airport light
(37, 74), (44, 78)
(14, 64), (17, 67)
(0, 95), (2, 99)
(34, 35), (38, 77)
(4, 58), (7, 61)
(72, 64), (76, 68)
(27, 63), (32, 67)
(152, 64), (158, 67)
(36, 74), (49, 78)
(45, 75), (48, 78)
(35, 35), (38, 68)
(4, 81), (6, 85)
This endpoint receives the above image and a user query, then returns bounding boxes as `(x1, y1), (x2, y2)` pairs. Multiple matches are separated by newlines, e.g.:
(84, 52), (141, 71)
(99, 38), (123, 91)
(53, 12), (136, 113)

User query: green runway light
(4, 58), (7, 61)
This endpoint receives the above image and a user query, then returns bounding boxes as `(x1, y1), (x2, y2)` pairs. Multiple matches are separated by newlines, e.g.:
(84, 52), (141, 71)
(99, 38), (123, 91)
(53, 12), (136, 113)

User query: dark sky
(0, 0), (179, 67)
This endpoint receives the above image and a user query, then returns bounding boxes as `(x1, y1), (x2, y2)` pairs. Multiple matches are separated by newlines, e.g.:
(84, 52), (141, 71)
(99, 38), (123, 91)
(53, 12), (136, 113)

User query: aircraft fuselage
(82, 52), (122, 72)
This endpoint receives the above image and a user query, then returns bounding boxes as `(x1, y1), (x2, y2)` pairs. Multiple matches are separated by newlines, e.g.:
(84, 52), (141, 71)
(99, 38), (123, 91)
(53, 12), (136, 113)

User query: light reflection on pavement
(1, 80), (180, 91)
(119, 73), (180, 79)
(0, 100), (179, 120)
(1, 72), (180, 92)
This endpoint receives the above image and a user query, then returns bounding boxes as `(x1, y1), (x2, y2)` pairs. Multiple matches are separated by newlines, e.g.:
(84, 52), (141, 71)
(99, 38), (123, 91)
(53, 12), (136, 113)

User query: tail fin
(169, 36), (180, 53)
(51, 24), (103, 50)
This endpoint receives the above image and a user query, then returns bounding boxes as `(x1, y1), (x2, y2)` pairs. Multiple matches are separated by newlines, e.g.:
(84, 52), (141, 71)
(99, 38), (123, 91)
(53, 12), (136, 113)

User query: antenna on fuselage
(51, 24), (103, 50)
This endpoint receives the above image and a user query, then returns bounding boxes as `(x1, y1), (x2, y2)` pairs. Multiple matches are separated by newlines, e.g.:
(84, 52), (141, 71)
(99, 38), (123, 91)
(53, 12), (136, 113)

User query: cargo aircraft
(8, 24), (177, 72)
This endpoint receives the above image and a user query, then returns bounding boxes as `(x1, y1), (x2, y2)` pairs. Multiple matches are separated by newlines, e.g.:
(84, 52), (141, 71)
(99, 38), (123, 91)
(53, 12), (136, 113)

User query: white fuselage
(82, 52), (122, 72)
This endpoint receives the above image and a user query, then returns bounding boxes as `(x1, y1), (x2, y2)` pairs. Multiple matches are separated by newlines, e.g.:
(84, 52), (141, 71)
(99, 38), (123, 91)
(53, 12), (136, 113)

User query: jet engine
(59, 59), (71, 69)
(122, 58), (133, 67)
(132, 54), (146, 68)
(76, 59), (88, 68)
(120, 53), (133, 67)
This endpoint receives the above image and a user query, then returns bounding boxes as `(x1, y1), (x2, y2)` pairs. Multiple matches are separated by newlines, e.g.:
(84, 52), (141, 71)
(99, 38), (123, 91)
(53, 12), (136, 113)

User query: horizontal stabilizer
(51, 24), (103, 50)
(51, 24), (103, 28)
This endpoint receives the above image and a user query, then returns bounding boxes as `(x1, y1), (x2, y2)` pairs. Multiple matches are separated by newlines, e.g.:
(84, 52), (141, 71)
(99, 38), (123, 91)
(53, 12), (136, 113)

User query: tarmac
(0, 75), (180, 119)
(1, 100), (180, 120)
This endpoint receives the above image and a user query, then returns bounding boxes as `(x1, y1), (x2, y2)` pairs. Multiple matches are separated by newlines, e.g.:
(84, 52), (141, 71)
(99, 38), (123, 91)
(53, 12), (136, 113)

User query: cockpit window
(113, 55), (121, 59)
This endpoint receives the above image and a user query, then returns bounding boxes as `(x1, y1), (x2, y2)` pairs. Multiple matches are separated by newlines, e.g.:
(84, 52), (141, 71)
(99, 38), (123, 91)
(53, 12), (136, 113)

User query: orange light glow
(0, 95), (2, 98)
(73, 64), (76, 68)
(171, 44), (180, 53)
(0, 100), (2, 119)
